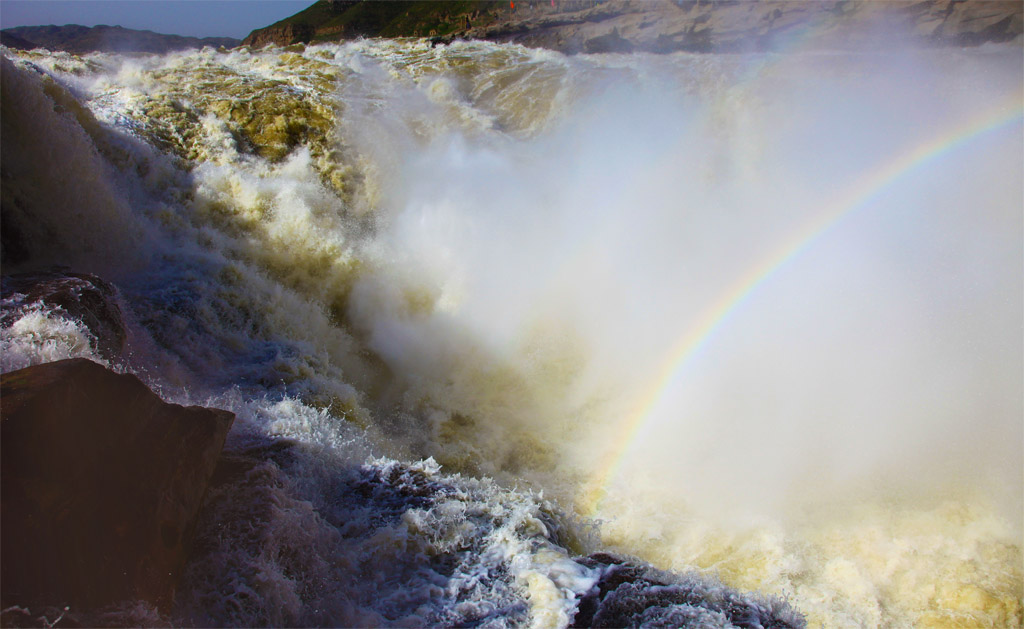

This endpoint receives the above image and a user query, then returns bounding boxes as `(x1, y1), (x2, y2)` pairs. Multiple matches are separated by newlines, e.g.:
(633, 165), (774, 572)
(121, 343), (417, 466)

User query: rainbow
(579, 98), (1023, 516)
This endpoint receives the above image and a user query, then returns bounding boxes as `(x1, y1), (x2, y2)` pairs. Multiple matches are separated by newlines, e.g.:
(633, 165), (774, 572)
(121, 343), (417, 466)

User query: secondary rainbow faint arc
(579, 100), (1024, 517)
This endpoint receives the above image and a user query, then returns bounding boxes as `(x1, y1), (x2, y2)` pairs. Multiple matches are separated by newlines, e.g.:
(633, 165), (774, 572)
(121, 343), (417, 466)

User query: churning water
(1, 37), (1021, 627)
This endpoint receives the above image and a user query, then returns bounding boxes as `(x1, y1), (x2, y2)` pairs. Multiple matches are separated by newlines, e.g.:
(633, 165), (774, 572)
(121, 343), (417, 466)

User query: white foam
(0, 306), (106, 373)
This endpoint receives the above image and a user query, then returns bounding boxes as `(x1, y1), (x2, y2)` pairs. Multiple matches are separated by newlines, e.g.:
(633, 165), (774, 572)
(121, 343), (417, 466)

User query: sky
(0, 0), (314, 39)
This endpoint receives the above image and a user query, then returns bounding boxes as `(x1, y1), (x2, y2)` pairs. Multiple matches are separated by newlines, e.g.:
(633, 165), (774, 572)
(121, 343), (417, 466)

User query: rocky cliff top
(243, 0), (1022, 53)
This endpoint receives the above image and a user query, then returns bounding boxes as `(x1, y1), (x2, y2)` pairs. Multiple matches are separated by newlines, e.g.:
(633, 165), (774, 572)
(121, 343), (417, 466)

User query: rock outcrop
(571, 553), (803, 627)
(1, 24), (239, 54)
(0, 358), (235, 613)
(1, 270), (126, 360)
(242, 0), (1022, 53)
(479, 0), (1024, 53)
(242, 21), (317, 49)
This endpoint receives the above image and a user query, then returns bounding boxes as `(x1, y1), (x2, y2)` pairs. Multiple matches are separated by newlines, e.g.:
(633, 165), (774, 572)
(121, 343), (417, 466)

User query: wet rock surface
(571, 552), (805, 628)
(1, 270), (126, 360)
(0, 358), (234, 615)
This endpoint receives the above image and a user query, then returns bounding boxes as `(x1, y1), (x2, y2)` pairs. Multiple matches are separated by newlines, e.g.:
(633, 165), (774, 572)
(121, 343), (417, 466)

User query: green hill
(3, 24), (240, 54)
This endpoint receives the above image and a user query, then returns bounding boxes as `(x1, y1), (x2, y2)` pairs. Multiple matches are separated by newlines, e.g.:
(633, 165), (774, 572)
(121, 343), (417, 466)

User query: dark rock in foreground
(0, 358), (234, 614)
(1, 270), (126, 360)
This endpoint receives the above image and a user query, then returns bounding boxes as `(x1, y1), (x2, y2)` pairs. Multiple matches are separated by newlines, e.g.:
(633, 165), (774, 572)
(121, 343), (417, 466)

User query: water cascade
(1, 38), (1020, 627)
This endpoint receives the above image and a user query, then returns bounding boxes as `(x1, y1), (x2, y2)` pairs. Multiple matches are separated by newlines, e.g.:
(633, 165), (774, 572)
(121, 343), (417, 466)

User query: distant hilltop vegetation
(243, 0), (1022, 53)
(1, 24), (240, 54)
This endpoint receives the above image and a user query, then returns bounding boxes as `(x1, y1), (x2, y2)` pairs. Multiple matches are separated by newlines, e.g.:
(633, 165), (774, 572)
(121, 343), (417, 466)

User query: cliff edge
(242, 0), (1023, 53)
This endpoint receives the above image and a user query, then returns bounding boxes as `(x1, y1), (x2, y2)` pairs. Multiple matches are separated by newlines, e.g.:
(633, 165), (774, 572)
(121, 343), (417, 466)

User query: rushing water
(1, 38), (1021, 627)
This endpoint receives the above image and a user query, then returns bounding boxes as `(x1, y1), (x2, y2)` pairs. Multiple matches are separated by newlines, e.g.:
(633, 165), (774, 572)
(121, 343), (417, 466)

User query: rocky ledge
(0, 358), (234, 618)
(1, 270), (127, 361)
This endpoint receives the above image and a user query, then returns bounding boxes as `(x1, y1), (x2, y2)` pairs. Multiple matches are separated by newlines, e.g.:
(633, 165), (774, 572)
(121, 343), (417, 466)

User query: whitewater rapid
(1, 38), (1021, 627)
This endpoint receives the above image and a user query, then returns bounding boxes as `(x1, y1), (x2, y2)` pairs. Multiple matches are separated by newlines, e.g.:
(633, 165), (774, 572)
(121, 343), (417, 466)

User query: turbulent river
(1, 38), (1021, 627)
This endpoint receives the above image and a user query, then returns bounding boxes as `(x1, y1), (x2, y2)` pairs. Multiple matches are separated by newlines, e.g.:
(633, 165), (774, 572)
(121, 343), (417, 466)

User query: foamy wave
(0, 306), (106, 372)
